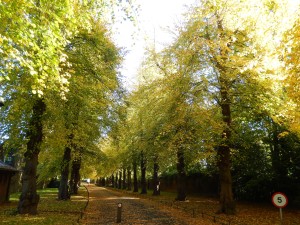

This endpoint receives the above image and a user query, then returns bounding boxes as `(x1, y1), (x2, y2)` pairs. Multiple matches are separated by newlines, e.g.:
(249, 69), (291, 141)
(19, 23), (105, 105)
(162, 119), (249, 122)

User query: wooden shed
(0, 161), (18, 203)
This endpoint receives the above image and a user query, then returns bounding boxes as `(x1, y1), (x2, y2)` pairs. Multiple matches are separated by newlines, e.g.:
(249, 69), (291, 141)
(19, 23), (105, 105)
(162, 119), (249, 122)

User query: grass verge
(0, 187), (88, 225)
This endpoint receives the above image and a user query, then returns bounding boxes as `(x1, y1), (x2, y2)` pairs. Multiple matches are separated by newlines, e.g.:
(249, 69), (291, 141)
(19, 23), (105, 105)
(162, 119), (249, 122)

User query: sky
(112, 0), (196, 89)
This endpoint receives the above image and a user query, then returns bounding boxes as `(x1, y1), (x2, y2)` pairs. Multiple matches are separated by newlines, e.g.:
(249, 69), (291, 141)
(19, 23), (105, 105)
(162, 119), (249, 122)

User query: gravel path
(79, 185), (212, 225)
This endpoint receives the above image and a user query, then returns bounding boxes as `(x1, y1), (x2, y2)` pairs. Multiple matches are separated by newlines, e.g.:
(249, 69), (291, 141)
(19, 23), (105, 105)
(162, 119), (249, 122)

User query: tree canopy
(1, 0), (300, 216)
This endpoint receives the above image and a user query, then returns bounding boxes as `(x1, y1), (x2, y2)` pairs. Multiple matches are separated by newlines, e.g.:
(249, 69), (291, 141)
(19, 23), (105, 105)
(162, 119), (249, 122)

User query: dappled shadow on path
(79, 185), (196, 225)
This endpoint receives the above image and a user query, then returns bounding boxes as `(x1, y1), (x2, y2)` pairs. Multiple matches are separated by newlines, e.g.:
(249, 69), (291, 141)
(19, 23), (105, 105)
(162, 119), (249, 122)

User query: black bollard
(116, 203), (122, 223)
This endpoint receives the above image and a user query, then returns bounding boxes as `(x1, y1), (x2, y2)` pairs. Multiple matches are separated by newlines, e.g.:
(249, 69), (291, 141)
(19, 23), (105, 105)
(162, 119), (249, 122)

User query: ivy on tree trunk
(18, 98), (46, 214)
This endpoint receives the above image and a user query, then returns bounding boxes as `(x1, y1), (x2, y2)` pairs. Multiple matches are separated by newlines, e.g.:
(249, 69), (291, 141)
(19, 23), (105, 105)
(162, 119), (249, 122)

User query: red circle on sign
(272, 192), (288, 208)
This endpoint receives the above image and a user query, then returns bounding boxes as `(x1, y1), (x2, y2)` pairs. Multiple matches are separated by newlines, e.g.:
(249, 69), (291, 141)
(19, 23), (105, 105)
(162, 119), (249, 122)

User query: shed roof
(0, 161), (19, 172)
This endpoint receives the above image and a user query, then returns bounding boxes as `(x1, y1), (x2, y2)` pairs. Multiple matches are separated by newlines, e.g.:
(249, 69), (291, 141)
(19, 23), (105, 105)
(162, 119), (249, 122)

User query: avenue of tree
(0, 0), (300, 216)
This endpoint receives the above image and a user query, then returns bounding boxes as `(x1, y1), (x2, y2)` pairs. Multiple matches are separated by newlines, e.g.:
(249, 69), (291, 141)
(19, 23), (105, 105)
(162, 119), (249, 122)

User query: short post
(116, 203), (122, 223)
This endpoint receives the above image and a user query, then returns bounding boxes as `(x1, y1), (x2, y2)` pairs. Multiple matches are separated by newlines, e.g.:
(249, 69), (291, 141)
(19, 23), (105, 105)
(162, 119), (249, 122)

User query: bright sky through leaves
(112, 0), (195, 89)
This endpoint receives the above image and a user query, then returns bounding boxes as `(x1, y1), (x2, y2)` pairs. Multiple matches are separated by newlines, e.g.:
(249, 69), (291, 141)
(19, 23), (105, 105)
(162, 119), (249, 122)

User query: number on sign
(272, 192), (288, 208)
(277, 197), (282, 203)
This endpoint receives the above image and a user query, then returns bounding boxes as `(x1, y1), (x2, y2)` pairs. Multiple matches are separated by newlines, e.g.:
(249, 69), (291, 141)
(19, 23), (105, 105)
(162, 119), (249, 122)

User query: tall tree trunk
(58, 147), (71, 200)
(18, 98), (46, 214)
(176, 147), (186, 201)
(127, 167), (132, 191)
(140, 151), (147, 194)
(118, 170), (122, 189)
(111, 174), (115, 188)
(152, 155), (160, 196)
(271, 123), (281, 182)
(73, 156), (81, 192)
(70, 165), (75, 193)
(115, 172), (118, 188)
(217, 76), (235, 214)
(70, 156), (81, 195)
(218, 144), (235, 214)
(133, 161), (138, 192)
(269, 121), (289, 191)
(271, 122), (287, 178)
(122, 168), (126, 189)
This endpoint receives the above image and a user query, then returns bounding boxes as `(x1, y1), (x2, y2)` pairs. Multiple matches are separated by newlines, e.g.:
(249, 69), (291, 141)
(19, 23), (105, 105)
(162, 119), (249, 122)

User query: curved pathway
(79, 185), (206, 225)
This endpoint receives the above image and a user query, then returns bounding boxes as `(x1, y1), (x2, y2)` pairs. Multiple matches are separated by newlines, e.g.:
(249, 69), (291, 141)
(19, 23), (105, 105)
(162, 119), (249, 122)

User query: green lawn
(0, 187), (88, 225)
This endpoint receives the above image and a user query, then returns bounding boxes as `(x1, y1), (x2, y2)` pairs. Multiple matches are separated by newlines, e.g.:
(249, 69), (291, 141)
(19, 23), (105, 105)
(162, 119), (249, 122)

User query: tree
(136, 52), (206, 200)
(52, 22), (121, 199)
(94, 0), (300, 212)
(0, 0), (94, 214)
(162, 0), (284, 214)
(282, 16), (300, 136)
(0, 0), (128, 214)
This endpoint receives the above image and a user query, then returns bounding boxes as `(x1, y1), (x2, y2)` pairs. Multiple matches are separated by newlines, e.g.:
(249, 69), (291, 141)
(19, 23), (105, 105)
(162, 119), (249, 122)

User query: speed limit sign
(272, 192), (288, 208)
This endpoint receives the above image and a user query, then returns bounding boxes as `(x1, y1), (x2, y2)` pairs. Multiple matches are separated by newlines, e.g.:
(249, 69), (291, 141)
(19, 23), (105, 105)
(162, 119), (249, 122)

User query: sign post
(272, 192), (288, 225)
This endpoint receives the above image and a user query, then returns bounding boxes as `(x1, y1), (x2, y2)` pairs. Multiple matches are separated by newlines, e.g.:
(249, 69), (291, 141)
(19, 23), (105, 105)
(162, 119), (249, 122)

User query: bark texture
(118, 170), (122, 189)
(18, 98), (46, 214)
(111, 174), (115, 188)
(133, 161), (138, 192)
(58, 147), (71, 200)
(115, 172), (118, 188)
(176, 147), (187, 201)
(127, 168), (132, 191)
(217, 76), (235, 214)
(140, 151), (147, 194)
(70, 156), (81, 194)
(152, 156), (160, 196)
(122, 168), (126, 189)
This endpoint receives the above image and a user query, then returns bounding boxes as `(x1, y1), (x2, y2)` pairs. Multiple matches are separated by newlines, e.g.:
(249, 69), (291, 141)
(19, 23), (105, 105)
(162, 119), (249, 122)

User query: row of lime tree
(96, 0), (300, 215)
(0, 0), (136, 215)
